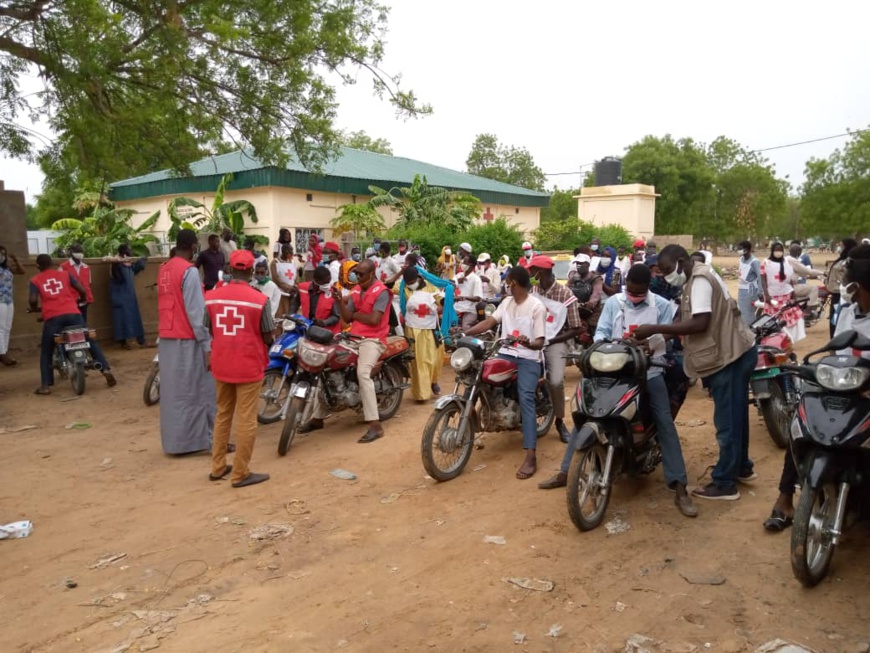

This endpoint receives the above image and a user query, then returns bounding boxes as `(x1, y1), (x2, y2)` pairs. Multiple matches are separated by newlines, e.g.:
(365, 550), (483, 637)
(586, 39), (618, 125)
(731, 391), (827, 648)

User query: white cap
(459, 242), (472, 253)
(477, 252), (491, 263)
(572, 253), (591, 265)
(521, 241), (532, 250)
(863, 238), (870, 245)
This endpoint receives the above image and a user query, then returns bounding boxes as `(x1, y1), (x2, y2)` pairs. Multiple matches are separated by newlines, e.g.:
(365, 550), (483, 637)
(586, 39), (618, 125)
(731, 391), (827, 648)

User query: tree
(330, 203), (387, 241)
(339, 130), (393, 155)
(369, 175), (481, 230)
(51, 194), (159, 257)
(540, 187), (580, 223)
(167, 174), (258, 241)
(24, 203), (38, 230)
(463, 217), (525, 262)
(0, 0), (430, 183)
(531, 219), (632, 252)
(465, 134), (546, 191)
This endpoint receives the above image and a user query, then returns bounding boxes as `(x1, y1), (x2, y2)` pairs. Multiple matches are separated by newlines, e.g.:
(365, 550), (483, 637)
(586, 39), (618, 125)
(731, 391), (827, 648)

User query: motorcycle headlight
(589, 351), (630, 373)
(484, 303), (496, 317)
(450, 347), (474, 371)
(816, 364), (870, 391)
(298, 341), (328, 367)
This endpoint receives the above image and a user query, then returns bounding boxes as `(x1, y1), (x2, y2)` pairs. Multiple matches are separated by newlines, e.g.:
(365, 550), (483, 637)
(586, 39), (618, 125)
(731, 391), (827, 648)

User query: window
(306, 193), (313, 202)
(294, 228), (323, 255)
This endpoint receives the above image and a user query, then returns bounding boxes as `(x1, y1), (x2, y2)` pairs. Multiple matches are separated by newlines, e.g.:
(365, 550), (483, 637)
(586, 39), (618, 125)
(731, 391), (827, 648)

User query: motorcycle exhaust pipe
(92, 362), (103, 371)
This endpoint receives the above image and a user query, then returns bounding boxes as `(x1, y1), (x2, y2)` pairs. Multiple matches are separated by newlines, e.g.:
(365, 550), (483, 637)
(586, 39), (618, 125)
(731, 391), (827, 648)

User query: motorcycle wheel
(258, 369), (290, 424)
(421, 403), (473, 482)
(143, 363), (160, 406)
(376, 363), (404, 421)
(71, 361), (86, 396)
(535, 384), (555, 437)
(566, 444), (611, 532)
(278, 396), (305, 457)
(759, 383), (790, 449)
(791, 482), (838, 587)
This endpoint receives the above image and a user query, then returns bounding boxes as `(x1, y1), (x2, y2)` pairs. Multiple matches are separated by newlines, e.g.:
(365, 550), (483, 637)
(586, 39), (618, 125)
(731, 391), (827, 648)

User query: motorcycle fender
(804, 451), (836, 490)
(750, 378), (773, 400)
(292, 380), (311, 399)
(433, 394), (465, 411)
(574, 422), (604, 451)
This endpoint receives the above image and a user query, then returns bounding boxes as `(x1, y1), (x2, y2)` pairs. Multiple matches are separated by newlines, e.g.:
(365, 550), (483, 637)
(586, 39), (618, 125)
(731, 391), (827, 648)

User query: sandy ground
(1, 276), (868, 653)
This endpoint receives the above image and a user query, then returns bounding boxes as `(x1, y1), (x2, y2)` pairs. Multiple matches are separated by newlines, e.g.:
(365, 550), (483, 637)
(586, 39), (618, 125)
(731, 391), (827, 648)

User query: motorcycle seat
(380, 336), (410, 360)
(306, 325), (336, 345)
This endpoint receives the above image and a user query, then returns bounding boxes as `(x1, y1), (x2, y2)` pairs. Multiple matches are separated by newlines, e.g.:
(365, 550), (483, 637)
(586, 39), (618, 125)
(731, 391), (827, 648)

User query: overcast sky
(2, 0), (869, 203)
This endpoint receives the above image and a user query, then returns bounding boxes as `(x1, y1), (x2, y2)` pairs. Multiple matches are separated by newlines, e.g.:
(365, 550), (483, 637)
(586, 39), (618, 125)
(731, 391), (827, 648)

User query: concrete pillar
(0, 180), (27, 258)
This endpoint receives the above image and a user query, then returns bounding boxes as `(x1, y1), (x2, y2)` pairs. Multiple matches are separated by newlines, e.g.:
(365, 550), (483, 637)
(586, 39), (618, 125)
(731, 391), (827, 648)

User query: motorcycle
(748, 300), (805, 448)
(420, 335), (555, 481)
(277, 326), (412, 456)
(143, 338), (159, 406)
(257, 315), (311, 424)
(784, 329), (870, 587)
(53, 326), (100, 395)
(565, 339), (681, 532)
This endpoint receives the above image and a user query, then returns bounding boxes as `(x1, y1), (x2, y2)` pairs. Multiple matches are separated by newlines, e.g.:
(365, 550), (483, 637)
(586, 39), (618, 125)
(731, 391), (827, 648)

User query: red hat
(324, 241), (342, 254)
(528, 255), (554, 269)
(230, 249), (255, 270)
(633, 238), (645, 248)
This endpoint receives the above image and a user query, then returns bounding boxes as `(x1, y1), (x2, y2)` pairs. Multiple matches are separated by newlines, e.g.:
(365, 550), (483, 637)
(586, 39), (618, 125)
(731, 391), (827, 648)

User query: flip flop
(209, 465), (232, 481)
(763, 510), (793, 532)
(358, 429), (384, 444)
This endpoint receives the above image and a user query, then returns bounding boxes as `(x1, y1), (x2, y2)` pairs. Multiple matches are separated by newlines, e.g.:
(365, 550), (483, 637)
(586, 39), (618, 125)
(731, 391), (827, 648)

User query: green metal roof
(109, 147), (550, 207)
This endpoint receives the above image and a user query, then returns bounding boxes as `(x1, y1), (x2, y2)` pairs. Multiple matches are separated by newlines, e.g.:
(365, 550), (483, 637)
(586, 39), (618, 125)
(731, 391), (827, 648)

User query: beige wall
(575, 184), (658, 239)
(117, 187), (542, 250)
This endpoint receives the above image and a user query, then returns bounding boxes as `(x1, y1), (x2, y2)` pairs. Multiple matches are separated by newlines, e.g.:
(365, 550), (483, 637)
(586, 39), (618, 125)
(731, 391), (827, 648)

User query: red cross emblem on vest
(546, 313), (555, 323)
(511, 329), (520, 337)
(215, 306), (246, 336)
(284, 268), (294, 281)
(43, 278), (64, 295)
(412, 302), (432, 318)
(159, 272), (171, 293)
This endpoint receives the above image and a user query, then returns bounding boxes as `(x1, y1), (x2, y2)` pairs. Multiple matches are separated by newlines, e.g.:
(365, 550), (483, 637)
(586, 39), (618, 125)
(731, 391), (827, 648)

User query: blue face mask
(348, 271), (359, 284)
(352, 254), (361, 262)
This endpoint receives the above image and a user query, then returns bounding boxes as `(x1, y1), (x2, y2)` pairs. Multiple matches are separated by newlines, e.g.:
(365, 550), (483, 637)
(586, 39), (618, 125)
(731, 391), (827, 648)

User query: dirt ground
(1, 273), (868, 653)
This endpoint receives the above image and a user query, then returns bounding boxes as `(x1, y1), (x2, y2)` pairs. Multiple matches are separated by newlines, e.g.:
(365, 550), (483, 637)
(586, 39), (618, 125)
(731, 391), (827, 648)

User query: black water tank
(594, 157), (622, 186)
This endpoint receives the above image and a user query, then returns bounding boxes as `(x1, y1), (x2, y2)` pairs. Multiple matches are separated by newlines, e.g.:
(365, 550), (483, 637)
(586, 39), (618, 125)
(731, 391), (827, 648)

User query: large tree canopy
(0, 0), (429, 182)
(465, 133), (546, 191)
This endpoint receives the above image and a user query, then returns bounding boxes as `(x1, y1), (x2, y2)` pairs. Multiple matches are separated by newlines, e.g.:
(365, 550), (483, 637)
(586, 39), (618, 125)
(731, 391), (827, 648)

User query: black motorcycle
(566, 340), (682, 532)
(785, 329), (870, 587)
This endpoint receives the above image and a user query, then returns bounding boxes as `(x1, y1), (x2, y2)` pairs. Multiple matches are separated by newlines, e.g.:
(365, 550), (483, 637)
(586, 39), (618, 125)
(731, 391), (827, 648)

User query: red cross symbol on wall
(43, 278), (64, 295)
(483, 207), (494, 222)
(215, 306), (246, 336)
(412, 302), (432, 318)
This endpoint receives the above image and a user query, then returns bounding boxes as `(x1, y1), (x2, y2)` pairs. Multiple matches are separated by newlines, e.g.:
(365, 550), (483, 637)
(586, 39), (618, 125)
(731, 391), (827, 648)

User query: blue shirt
(594, 291), (675, 342)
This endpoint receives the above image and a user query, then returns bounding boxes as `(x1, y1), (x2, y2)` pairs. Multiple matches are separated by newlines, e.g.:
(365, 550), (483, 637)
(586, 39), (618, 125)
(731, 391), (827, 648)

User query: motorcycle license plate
(270, 343), (283, 354)
(65, 342), (91, 350)
(751, 367), (780, 380)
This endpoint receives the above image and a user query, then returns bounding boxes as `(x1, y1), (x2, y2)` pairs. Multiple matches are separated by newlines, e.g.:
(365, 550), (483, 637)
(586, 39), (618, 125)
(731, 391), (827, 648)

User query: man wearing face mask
(323, 242), (343, 285)
(539, 264), (697, 517)
(568, 253), (604, 331)
(519, 241), (534, 269)
(436, 246), (456, 280)
(350, 246), (362, 263)
(632, 238), (646, 263)
(589, 238), (602, 271)
(454, 259), (483, 331)
(297, 266), (341, 332)
(251, 260), (283, 319)
(528, 255), (586, 444)
(476, 253), (499, 301)
(736, 241), (762, 325)
(60, 243), (93, 322)
(393, 239), (409, 267)
(633, 245), (756, 502)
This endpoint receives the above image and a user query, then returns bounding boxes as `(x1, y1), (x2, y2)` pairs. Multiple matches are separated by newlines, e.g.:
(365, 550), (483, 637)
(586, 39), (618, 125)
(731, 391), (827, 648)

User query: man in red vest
(205, 249), (275, 487)
(158, 229), (216, 455)
(59, 243), (94, 322)
(297, 266), (340, 333)
(300, 258), (391, 443)
(29, 254), (115, 395)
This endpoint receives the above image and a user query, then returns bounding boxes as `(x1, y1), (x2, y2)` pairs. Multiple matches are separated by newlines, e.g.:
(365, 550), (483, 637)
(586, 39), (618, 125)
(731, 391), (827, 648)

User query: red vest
(158, 257), (196, 339)
(59, 260), (94, 304)
(205, 282), (269, 383)
(298, 282), (340, 333)
(349, 281), (391, 343)
(32, 270), (81, 321)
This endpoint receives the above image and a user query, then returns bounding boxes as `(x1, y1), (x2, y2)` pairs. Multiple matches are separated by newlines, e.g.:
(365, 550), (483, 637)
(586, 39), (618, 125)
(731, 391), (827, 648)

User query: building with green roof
(110, 147), (550, 253)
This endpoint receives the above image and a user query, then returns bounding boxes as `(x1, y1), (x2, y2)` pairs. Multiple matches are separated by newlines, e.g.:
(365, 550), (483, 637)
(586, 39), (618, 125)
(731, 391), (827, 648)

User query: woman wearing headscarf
(399, 266), (444, 401)
(435, 245), (457, 280)
(0, 244), (25, 365)
(761, 241), (805, 343)
(597, 246), (621, 297)
(826, 237), (857, 336)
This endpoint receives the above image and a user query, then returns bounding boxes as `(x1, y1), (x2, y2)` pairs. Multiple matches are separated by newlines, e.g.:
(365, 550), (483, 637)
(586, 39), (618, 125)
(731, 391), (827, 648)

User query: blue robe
(110, 258), (147, 342)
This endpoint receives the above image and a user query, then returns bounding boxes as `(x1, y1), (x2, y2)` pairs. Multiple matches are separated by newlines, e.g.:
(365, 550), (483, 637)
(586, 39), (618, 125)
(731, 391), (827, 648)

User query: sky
(1, 0), (869, 203)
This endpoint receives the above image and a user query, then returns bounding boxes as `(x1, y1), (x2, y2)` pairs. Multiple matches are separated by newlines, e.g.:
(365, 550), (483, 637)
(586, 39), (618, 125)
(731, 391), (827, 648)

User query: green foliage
(801, 129), (870, 239)
(369, 175), (481, 230)
(0, 0), (429, 184)
(540, 187), (580, 223)
(385, 222), (461, 269)
(463, 217), (525, 262)
(167, 174), (258, 241)
(51, 194), (159, 257)
(465, 134), (547, 191)
(339, 130), (393, 155)
(330, 203), (387, 238)
(25, 203), (38, 230)
(532, 220), (632, 252)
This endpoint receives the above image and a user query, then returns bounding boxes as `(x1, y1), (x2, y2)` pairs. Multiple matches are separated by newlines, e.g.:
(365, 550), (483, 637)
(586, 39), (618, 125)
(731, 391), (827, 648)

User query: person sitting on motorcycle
(297, 266), (341, 332)
(761, 242), (806, 344)
(29, 254), (116, 395)
(786, 242), (824, 320)
(528, 255), (586, 444)
(454, 260), (483, 331)
(538, 264), (698, 518)
(568, 253), (604, 332)
(763, 244), (870, 531)
(459, 266), (547, 480)
(299, 259), (392, 443)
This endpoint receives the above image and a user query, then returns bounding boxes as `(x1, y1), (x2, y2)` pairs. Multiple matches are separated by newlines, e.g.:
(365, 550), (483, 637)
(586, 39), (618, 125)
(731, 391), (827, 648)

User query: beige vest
(681, 265), (755, 378)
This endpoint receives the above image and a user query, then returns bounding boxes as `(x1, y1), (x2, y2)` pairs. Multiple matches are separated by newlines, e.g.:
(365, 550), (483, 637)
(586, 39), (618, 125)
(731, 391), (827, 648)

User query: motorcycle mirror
(803, 329), (859, 363)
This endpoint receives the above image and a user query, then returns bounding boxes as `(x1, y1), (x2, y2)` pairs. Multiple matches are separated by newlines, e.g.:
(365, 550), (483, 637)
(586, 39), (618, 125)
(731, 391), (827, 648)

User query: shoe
(358, 428), (384, 444)
(103, 371), (117, 387)
(538, 472), (567, 490)
(431, 383), (441, 396)
(556, 420), (571, 444)
(209, 465), (232, 481)
(738, 471), (758, 483)
(692, 483), (740, 501)
(298, 419), (324, 434)
(763, 509), (794, 532)
(674, 488), (699, 518)
(232, 472), (270, 488)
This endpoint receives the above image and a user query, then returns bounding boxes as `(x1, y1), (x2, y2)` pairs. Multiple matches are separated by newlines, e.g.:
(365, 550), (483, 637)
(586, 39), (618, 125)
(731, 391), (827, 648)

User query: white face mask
(665, 264), (687, 288)
(599, 258), (612, 268)
(591, 244), (599, 252)
(444, 248), (451, 256)
(840, 282), (856, 304)
(408, 281), (421, 291)
(523, 250), (532, 259)
(772, 251), (784, 260)
(318, 283), (331, 293)
(72, 252), (84, 261)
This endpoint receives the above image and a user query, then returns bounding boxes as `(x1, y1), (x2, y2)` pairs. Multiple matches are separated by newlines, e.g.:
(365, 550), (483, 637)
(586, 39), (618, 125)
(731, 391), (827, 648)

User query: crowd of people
(7, 228), (870, 517)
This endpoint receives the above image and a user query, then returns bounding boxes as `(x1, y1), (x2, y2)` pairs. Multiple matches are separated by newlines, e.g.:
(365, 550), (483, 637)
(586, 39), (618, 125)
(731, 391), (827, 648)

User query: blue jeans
(41, 313), (111, 387)
(558, 374), (688, 487)
(498, 354), (542, 450)
(705, 346), (757, 491)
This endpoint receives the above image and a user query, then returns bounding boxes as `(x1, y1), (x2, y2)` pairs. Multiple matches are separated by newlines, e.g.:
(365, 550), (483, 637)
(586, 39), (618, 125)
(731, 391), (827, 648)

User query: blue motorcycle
(258, 314), (312, 424)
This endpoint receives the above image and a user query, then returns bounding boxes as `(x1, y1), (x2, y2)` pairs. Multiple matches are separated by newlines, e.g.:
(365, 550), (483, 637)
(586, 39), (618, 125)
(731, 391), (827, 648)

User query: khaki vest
(681, 265), (754, 378)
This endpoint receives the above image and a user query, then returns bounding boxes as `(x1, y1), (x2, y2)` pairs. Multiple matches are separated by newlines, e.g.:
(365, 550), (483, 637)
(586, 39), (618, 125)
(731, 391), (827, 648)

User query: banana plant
(167, 173), (258, 241)
(368, 174), (480, 230)
(52, 198), (160, 257)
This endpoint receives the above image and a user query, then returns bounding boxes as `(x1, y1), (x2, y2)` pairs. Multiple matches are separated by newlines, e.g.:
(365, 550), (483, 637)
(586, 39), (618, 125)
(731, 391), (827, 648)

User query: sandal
(763, 509), (793, 532)
(358, 428), (384, 444)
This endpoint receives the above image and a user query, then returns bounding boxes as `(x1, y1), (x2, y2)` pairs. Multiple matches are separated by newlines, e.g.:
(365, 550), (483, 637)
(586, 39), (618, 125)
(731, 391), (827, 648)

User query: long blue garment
(109, 258), (147, 342)
(399, 265), (457, 341)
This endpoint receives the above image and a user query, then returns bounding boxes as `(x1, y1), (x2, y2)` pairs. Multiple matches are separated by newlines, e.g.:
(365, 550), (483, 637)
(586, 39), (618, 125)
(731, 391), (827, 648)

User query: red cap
(633, 238), (645, 248)
(528, 255), (554, 269)
(230, 249), (255, 270)
(324, 241), (342, 254)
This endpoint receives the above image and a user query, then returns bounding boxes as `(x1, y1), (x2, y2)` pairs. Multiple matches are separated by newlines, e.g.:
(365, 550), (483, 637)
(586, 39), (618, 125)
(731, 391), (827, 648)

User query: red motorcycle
(277, 325), (412, 455)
